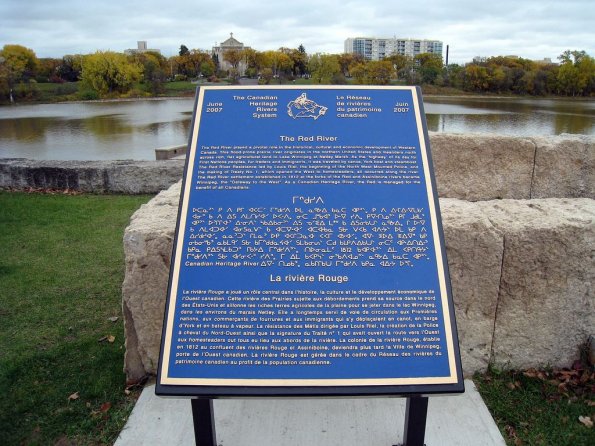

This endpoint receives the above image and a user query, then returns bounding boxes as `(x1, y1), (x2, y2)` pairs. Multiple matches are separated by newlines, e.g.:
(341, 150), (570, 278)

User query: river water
(0, 96), (593, 160)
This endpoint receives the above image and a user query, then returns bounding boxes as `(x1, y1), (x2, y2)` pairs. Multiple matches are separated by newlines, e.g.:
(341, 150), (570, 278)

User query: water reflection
(0, 97), (593, 160)
(424, 96), (595, 136)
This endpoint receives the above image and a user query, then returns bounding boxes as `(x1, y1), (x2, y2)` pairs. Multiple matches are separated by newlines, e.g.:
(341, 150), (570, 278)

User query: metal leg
(402, 396), (428, 446)
(191, 399), (217, 446)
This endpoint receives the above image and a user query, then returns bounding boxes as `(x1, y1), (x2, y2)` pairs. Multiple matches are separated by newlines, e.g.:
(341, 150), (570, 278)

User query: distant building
(534, 57), (554, 65)
(212, 33), (251, 76)
(125, 41), (161, 55)
(345, 37), (443, 61)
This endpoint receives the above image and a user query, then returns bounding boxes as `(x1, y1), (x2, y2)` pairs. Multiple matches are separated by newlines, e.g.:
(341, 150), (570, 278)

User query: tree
(385, 54), (412, 72)
(337, 53), (364, 77)
(37, 58), (61, 82)
(262, 50), (293, 78)
(308, 54), (342, 84)
(80, 51), (143, 96)
(223, 49), (244, 81)
(179, 45), (189, 57)
(56, 55), (82, 82)
(242, 48), (263, 77)
(189, 50), (215, 78)
(414, 53), (443, 84)
(463, 65), (490, 92)
(350, 62), (367, 84)
(349, 60), (393, 85)
(132, 51), (167, 93)
(0, 44), (39, 91)
(287, 47), (308, 77)
(365, 60), (393, 84)
(557, 50), (595, 96)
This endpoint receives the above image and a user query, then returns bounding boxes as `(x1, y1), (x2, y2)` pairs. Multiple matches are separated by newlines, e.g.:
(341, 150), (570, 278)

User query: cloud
(0, 0), (593, 62)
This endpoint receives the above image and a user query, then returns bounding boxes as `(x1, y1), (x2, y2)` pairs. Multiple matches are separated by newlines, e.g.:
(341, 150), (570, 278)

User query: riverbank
(2, 80), (592, 106)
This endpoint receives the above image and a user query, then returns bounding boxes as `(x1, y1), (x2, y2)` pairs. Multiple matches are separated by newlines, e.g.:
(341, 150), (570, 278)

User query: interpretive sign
(156, 86), (463, 397)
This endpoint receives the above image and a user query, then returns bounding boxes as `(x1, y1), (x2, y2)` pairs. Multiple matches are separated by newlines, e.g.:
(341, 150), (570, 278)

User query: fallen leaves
(124, 375), (149, 396)
(67, 392), (79, 401)
(9, 186), (83, 195)
(520, 363), (595, 400)
(107, 316), (119, 322)
(578, 415), (593, 428)
(504, 425), (523, 445)
(98, 335), (115, 343)
(90, 401), (112, 417)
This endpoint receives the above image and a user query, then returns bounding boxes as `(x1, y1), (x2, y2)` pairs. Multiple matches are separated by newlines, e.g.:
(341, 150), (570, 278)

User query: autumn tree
(242, 48), (263, 77)
(287, 46), (308, 77)
(349, 60), (393, 85)
(308, 54), (342, 84)
(189, 50), (216, 78)
(262, 50), (293, 78)
(80, 51), (143, 97)
(462, 65), (490, 92)
(415, 53), (443, 84)
(557, 50), (595, 96)
(0, 44), (39, 90)
(56, 55), (82, 82)
(223, 49), (244, 81)
(337, 53), (364, 77)
(132, 51), (167, 93)
(37, 58), (61, 82)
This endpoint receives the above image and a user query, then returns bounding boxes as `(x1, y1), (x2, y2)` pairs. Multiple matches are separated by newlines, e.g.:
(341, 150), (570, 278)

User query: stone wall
(115, 133), (593, 379)
(122, 181), (594, 380)
(0, 158), (184, 194)
(2, 134), (593, 199)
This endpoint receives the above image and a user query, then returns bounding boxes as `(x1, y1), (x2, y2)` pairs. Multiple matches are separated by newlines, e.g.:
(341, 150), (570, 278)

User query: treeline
(1, 43), (593, 102)
(303, 50), (595, 96)
(443, 51), (595, 96)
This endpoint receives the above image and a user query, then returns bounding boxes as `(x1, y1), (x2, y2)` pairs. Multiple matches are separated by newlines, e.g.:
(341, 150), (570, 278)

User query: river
(0, 96), (593, 161)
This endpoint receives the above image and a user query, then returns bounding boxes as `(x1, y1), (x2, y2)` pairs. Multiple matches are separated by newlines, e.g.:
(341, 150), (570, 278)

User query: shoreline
(2, 83), (594, 107)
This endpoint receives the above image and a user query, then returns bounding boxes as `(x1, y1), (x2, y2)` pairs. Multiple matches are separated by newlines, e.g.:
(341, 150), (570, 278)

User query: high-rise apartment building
(345, 37), (443, 60)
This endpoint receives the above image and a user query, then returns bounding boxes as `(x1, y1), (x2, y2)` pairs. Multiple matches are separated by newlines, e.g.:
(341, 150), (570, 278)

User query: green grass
(0, 191), (152, 445)
(163, 81), (197, 94)
(35, 82), (81, 102)
(474, 367), (595, 445)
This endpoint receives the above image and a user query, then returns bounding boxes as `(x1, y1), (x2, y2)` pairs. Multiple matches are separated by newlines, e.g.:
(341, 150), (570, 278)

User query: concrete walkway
(115, 380), (505, 446)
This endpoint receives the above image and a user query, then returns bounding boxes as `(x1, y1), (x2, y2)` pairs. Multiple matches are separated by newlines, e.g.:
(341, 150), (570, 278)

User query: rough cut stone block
(429, 133), (535, 201)
(0, 158), (184, 194)
(0, 158), (105, 191)
(121, 181), (595, 379)
(478, 199), (595, 369)
(106, 160), (184, 194)
(440, 199), (503, 375)
(122, 181), (180, 380)
(531, 135), (595, 199)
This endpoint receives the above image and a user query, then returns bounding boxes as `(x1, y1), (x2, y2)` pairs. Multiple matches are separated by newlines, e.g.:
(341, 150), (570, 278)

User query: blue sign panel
(157, 86), (463, 395)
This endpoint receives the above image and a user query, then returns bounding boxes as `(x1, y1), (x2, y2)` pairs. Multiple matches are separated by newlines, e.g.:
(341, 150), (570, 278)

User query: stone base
(122, 182), (594, 380)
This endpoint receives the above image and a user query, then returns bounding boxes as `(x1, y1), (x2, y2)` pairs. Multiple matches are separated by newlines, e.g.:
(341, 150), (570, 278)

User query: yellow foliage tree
(80, 51), (143, 97)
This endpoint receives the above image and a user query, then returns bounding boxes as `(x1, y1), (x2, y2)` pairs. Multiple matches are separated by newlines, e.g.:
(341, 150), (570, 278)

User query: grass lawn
(474, 366), (594, 446)
(162, 81), (197, 94)
(0, 191), (152, 445)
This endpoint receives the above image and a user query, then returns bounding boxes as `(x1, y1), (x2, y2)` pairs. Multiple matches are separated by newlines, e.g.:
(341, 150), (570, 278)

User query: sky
(1, 0), (593, 64)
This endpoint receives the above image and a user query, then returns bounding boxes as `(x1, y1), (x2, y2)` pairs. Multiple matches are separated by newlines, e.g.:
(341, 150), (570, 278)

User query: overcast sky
(1, 0), (593, 64)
